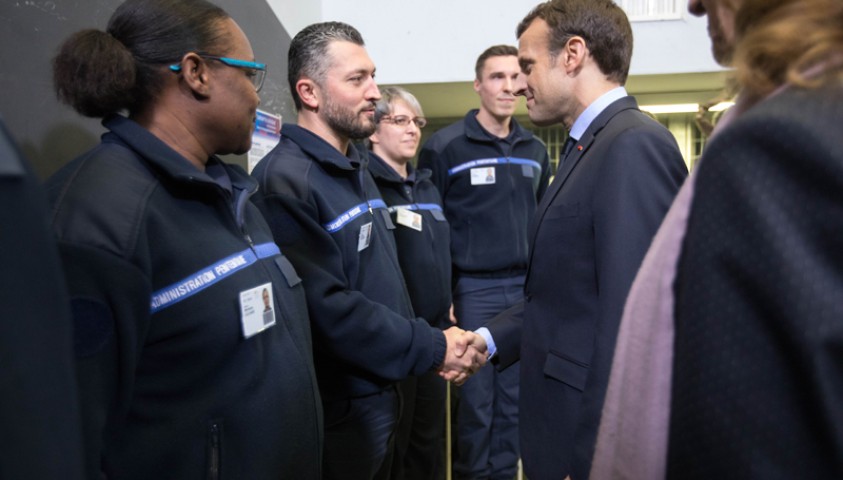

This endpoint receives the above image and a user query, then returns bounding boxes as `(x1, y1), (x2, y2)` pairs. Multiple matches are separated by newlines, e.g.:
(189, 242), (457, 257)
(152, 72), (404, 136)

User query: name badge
(358, 222), (373, 251)
(239, 282), (276, 339)
(470, 166), (496, 185)
(396, 208), (423, 232)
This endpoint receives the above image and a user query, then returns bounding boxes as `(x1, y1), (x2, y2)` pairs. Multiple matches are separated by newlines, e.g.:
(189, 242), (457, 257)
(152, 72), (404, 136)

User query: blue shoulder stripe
(447, 157), (542, 176)
(386, 203), (443, 213)
(323, 199), (388, 233)
(150, 242), (281, 314)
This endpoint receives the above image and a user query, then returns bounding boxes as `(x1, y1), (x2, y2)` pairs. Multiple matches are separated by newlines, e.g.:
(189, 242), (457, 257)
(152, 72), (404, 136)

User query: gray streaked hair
(373, 86), (424, 123)
(367, 86), (425, 150)
(287, 21), (365, 110)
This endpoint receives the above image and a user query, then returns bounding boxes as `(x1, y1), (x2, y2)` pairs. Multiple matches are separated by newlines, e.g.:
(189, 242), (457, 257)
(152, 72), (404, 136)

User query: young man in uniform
(418, 45), (550, 480)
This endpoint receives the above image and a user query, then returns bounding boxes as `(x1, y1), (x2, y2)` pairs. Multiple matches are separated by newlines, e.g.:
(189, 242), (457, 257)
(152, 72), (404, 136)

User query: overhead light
(708, 101), (735, 112)
(639, 103), (699, 114)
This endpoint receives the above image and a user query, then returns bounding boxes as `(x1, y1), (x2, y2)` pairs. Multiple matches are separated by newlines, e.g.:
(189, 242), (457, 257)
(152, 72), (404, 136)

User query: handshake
(437, 326), (488, 386)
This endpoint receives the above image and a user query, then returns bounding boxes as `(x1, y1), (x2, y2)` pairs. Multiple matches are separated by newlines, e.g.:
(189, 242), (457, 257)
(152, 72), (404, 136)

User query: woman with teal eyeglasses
(48, 0), (322, 478)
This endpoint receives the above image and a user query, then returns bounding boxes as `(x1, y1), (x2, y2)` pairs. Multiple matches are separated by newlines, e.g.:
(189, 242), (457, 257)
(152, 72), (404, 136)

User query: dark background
(0, 0), (295, 178)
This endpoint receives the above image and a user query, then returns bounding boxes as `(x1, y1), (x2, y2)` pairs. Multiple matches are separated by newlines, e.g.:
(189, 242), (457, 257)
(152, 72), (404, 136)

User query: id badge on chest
(358, 222), (373, 251)
(239, 282), (276, 339)
(471, 166), (496, 185)
(396, 208), (423, 231)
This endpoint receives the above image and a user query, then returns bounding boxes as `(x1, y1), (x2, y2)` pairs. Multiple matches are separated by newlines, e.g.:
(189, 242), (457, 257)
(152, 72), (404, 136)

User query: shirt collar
(569, 86), (628, 141)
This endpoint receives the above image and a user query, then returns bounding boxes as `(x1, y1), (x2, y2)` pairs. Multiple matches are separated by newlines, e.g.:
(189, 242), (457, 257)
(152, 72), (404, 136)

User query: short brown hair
(516, 0), (632, 85)
(475, 45), (518, 80)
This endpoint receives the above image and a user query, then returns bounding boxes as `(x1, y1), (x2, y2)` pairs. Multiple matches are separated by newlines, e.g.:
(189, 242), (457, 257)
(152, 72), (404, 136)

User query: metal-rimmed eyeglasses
(380, 115), (428, 129)
(169, 55), (266, 92)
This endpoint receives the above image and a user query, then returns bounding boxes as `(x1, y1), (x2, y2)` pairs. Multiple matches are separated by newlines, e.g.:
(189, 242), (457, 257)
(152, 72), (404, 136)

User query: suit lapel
(524, 96), (641, 284)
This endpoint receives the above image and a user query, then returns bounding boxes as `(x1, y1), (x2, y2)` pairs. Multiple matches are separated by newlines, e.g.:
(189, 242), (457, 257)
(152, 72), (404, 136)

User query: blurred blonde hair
(733, 0), (843, 99)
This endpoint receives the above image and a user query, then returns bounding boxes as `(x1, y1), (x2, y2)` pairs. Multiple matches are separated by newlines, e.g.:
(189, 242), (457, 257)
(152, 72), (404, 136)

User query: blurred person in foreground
(0, 117), (83, 479)
(591, 0), (843, 478)
(48, 0), (322, 477)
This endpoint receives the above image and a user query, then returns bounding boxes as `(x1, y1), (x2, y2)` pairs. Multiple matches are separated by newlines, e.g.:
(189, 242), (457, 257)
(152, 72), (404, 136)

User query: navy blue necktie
(560, 136), (577, 167)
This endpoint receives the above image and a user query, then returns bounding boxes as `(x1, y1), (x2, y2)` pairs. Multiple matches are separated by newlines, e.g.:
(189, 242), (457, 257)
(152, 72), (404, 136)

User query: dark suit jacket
(669, 84), (843, 478)
(488, 96), (687, 480)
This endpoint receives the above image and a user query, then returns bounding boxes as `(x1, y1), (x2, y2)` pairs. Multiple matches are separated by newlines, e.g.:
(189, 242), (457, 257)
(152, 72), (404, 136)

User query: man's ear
(558, 36), (588, 74)
(296, 78), (320, 110)
(473, 78), (481, 94)
(176, 53), (212, 97)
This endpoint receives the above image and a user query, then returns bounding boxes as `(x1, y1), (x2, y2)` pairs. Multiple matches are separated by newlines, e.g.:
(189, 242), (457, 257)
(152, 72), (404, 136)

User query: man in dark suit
(479, 1), (687, 478)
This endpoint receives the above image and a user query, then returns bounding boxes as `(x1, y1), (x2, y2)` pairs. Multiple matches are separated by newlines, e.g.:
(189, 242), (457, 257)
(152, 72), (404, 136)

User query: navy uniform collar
(102, 114), (256, 195)
(463, 109), (529, 144)
(368, 151), (430, 186)
(281, 123), (364, 172)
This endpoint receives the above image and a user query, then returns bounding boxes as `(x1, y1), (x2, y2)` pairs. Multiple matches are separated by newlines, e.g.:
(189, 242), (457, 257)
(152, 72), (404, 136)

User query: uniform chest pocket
(543, 202), (579, 220)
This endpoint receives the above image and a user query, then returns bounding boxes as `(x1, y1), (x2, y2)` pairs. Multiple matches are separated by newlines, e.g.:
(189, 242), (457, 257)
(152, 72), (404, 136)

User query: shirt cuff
(475, 327), (497, 358)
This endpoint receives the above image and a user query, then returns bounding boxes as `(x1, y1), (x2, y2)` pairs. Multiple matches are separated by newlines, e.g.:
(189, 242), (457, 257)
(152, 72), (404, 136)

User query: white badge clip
(239, 282), (276, 339)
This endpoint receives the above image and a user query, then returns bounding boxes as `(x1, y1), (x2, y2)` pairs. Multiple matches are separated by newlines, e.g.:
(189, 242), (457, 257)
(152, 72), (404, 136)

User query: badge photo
(239, 282), (276, 338)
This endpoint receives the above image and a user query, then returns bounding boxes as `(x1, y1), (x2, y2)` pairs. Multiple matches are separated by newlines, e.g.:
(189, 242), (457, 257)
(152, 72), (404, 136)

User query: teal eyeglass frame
(169, 55), (267, 92)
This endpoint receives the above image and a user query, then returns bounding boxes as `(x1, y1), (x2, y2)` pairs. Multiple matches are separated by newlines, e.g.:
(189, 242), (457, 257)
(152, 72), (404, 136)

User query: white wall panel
(290, 0), (727, 84)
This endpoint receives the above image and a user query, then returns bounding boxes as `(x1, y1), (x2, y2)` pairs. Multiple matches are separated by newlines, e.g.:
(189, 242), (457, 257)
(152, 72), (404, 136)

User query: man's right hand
(438, 327), (488, 385)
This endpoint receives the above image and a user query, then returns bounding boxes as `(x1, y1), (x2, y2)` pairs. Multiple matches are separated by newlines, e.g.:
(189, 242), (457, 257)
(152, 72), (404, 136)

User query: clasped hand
(438, 326), (488, 386)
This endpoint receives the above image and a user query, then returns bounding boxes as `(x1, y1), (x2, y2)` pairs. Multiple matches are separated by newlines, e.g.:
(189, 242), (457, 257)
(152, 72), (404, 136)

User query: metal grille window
(617, 0), (683, 21)
(523, 121), (566, 175)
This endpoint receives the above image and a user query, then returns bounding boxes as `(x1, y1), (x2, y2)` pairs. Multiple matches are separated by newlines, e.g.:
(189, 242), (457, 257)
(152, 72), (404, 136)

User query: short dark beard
(324, 97), (376, 139)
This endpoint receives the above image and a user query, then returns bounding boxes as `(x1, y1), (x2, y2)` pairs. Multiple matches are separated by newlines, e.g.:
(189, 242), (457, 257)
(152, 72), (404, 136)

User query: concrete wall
(266, 0), (322, 38)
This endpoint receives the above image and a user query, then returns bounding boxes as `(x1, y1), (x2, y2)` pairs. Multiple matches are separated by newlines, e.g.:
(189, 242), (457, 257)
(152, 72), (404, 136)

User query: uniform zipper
(208, 422), (220, 480)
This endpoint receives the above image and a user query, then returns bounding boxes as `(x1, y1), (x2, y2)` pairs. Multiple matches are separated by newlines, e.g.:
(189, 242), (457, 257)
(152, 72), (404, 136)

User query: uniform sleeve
(253, 191), (446, 380)
(58, 242), (151, 479)
(572, 126), (686, 476)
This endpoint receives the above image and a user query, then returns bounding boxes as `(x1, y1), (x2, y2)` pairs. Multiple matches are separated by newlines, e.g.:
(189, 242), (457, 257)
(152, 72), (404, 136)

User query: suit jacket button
(525, 294), (532, 302)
